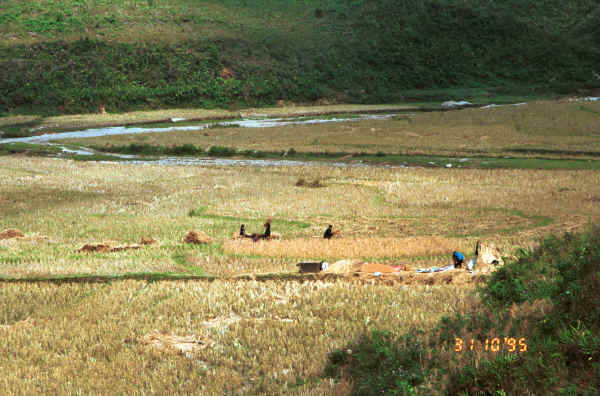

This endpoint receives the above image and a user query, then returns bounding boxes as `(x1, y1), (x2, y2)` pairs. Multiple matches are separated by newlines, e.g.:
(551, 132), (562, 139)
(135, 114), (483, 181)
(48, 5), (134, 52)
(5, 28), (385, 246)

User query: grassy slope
(1, 0), (599, 115)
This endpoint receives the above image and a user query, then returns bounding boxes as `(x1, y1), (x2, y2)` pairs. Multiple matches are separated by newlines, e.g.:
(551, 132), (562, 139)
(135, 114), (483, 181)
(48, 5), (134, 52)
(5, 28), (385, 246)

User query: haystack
(140, 237), (158, 245)
(0, 229), (24, 240)
(78, 242), (144, 253)
(184, 230), (212, 244)
(479, 243), (504, 266)
(78, 243), (112, 253)
(323, 259), (363, 274)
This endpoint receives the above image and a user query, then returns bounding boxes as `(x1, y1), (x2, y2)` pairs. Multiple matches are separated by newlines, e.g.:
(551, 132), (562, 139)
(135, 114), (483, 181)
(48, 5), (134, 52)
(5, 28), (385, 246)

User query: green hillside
(1, 0), (599, 114)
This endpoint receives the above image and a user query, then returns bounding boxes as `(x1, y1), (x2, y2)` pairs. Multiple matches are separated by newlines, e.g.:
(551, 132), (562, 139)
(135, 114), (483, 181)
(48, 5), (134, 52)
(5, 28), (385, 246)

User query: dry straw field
(1, 156), (599, 277)
(1, 101), (600, 393)
(0, 280), (476, 394)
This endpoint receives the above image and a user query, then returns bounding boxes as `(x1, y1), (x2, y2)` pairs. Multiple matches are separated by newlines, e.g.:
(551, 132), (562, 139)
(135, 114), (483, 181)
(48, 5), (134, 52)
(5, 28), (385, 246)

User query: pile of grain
(184, 230), (212, 244)
(78, 243), (113, 253)
(323, 259), (363, 274)
(78, 242), (143, 253)
(358, 263), (399, 273)
(0, 229), (24, 240)
(140, 237), (158, 245)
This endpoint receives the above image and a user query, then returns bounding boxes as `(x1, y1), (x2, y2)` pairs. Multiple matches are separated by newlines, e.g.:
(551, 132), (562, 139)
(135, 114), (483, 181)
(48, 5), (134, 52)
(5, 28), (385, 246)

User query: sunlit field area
(2, 99), (600, 393)
(1, 156), (599, 278)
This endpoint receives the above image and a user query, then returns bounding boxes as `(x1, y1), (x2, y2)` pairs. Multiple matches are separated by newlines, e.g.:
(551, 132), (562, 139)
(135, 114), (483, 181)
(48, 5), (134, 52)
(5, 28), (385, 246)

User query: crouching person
(452, 251), (464, 268)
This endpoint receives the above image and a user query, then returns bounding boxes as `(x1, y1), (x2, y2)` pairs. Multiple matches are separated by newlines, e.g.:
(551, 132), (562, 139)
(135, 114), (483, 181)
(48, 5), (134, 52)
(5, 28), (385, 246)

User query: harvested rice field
(1, 101), (600, 394)
(1, 156), (598, 278)
(0, 280), (475, 394)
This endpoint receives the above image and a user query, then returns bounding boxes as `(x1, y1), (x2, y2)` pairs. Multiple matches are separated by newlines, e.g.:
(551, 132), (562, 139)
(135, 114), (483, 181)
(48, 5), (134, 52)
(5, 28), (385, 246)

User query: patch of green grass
(188, 207), (311, 229)
(325, 330), (427, 395)
(0, 142), (61, 155)
(448, 208), (554, 238)
(505, 147), (600, 158)
(71, 153), (127, 161)
(170, 251), (206, 275)
(579, 105), (600, 115)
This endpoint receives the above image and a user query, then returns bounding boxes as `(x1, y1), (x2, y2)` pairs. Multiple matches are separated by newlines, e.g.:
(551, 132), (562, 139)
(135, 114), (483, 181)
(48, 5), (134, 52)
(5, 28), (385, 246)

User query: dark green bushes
(325, 330), (427, 395)
(445, 225), (600, 394)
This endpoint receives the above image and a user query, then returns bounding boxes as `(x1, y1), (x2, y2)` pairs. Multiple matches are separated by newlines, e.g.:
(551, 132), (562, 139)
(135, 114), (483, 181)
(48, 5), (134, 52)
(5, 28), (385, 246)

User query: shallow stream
(1, 113), (402, 168)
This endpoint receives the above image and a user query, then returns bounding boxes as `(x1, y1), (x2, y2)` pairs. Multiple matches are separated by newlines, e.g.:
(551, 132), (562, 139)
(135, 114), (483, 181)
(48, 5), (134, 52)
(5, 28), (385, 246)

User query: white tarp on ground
(416, 265), (455, 273)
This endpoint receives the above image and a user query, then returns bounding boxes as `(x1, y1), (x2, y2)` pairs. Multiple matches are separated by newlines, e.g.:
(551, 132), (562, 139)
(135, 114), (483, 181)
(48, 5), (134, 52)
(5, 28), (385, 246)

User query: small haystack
(0, 229), (24, 240)
(78, 242), (144, 253)
(323, 259), (363, 274)
(184, 230), (212, 244)
(140, 237), (158, 245)
(142, 332), (213, 354)
(78, 243), (113, 253)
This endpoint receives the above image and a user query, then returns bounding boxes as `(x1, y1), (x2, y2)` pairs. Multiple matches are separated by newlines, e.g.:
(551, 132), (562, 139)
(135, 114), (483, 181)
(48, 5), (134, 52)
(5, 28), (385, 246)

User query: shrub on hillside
(325, 330), (427, 396)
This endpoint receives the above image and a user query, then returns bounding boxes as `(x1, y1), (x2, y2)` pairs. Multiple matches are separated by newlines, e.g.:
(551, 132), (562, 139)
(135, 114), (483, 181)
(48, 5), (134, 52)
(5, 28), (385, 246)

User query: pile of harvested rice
(0, 228), (24, 240)
(184, 230), (212, 244)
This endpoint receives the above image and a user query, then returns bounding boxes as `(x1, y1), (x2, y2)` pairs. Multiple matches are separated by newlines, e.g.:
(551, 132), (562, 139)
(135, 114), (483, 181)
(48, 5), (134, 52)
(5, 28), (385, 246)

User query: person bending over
(452, 251), (464, 268)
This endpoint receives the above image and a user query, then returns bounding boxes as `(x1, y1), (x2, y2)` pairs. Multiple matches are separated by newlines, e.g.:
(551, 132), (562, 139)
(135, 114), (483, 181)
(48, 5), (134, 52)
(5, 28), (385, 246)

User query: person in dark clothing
(323, 225), (333, 239)
(239, 224), (247, 237)
(251, 219), (271, 242)
(453, 251), (464, 268)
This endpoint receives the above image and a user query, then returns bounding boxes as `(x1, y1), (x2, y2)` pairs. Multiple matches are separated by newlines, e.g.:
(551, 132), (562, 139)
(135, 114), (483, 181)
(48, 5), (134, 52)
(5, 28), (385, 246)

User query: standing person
(323, 225), (333, 239)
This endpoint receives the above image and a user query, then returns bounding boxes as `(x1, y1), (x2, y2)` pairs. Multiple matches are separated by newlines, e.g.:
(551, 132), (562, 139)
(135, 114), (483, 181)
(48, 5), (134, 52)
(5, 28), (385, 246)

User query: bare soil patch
(142, 332), (214, 354)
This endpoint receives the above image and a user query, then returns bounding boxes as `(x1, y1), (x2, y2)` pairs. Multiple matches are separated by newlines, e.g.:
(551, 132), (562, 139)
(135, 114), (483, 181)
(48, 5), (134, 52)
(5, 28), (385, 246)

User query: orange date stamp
(454, 337), (527, 353)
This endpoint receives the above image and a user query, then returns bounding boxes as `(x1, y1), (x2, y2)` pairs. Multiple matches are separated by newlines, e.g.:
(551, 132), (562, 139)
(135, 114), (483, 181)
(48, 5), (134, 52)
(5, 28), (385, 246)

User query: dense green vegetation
(326, 225), (600, 394)
(1, 0), (599, 115)
(0, 142), (61, 155)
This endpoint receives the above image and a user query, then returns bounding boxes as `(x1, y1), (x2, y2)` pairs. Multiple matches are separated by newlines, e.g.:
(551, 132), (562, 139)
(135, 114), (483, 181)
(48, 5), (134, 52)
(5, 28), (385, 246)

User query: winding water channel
(1, 113), (404, 168)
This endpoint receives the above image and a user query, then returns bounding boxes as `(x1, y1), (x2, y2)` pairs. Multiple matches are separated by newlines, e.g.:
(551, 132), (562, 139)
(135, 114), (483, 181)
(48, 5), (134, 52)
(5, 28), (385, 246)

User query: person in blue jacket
(452, 251), (464, 268)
